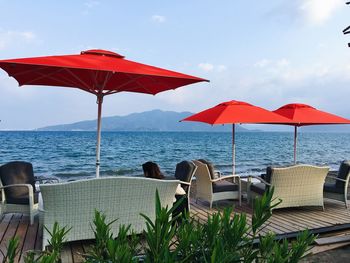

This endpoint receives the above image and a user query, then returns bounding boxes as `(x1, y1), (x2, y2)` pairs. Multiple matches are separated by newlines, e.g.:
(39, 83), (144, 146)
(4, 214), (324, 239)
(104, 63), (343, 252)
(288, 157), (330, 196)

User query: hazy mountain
(37, 110), (256, 132)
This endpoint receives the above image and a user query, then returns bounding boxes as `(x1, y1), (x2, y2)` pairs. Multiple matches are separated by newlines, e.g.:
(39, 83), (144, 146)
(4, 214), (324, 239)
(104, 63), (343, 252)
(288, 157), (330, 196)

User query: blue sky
(0, 0), (350, 130)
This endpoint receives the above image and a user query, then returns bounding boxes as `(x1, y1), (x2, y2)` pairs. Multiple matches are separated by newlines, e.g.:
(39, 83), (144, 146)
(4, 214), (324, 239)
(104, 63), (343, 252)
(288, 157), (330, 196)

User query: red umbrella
(272, 103), (350, 164)
(0, 49), (208, 177)
(181, 100), (291, 174)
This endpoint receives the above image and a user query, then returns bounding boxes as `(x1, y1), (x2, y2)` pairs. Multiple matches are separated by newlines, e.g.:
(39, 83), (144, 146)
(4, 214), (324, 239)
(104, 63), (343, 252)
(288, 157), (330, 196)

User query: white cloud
(198, 63), (227, 72)
(84, 0), (100, 9)
(254, 59), (271, 68)
(151, 15), (166, 23)
(299, 0), (343, 25)
(82, 0), (100, 15)
(217, 65), (227, 72)
(254, 58), (290, 70)
(0, 30), (36, 50)
(198, 63), (214, 72)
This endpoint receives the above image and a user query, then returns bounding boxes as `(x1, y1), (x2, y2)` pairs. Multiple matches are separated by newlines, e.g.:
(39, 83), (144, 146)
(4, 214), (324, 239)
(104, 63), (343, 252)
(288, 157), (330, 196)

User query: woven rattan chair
(0, 161), (58, 225)
(324, 160), (350, 208)
(248, 165), (329, 210)
(174, 160), (197, 211)
(0, 161), (51, 225)
(193, 160), (241, 209)
(40, 177), (179, 249)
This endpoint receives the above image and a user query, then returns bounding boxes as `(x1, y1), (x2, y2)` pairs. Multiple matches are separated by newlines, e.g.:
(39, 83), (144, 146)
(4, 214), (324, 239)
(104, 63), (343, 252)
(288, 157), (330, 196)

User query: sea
(0, 131), (349, 180)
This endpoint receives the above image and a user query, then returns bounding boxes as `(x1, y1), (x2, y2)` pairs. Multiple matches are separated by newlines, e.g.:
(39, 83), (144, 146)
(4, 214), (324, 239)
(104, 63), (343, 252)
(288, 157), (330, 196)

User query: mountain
(37, 110), (255, 132)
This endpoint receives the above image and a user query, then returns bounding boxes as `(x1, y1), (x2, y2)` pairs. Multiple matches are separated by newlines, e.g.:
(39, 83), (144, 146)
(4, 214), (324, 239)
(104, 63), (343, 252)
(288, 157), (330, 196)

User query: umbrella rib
(63, 68), (95, 93)
(146, 74), (172, 90)
(104, 74), (144, 94)
(8, 66), (50, 77)
(19, 68), (66, 86)
(120, 73), (154, 94)
(100, 71), (113, 93)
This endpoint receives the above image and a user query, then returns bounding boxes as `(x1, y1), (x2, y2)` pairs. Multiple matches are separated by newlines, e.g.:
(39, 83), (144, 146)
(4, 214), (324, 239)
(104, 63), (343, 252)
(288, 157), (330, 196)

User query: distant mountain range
(37, 110), (256, 132)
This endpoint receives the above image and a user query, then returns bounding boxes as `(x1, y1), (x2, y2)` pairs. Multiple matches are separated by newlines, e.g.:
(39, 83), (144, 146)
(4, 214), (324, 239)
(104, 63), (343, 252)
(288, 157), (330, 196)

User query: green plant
(1, 236), (19, 263)
(22, 222), (70, 263)
(83, 210), (139, 263)
(140, 190), (183, 263)
(7, 187), (315, 263)
(174, 188), (315, 263)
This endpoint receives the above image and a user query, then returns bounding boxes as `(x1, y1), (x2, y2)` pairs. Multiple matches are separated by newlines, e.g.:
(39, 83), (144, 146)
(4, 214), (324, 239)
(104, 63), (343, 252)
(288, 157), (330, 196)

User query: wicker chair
(193, 160), (241, 209)
(248, 165), (329, 210)
(0, 161), (58, 225)
(0, 162), (39, 224)
(324, 160), (350, 208)
(174, 160), (197, 211)
(40, 177), (179, 249)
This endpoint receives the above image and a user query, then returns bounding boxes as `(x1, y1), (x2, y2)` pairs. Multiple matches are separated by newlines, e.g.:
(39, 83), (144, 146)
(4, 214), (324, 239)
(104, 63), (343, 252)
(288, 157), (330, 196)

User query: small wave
(54, 171), (93, 179)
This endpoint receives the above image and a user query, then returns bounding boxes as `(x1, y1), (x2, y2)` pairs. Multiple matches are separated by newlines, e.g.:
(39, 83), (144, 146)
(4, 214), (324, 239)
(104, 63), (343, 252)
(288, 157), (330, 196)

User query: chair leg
(209, 201), (212, 209)
(30, 210), (34, 225)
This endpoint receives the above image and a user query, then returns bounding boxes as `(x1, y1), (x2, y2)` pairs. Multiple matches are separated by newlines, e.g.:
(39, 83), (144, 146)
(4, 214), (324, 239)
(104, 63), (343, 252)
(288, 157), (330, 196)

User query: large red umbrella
(272, 103), (350, 163)
(0, 49), (208, 177)
(181, 100), (291, 174)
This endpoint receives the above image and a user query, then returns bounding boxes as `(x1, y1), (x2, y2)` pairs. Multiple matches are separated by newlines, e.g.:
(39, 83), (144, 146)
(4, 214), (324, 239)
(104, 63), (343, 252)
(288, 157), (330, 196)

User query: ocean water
(0, 131), (349, 179)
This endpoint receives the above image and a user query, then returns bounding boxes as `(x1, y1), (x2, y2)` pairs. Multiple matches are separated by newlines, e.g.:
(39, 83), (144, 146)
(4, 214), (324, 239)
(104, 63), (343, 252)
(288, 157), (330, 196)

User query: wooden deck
(1, 198), (350, 262)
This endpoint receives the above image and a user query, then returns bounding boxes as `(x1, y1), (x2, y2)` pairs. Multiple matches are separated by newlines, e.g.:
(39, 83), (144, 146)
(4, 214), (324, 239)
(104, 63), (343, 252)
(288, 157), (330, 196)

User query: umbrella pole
(96, 95), (103, 178)
(232, 123), (236, 175)
(294, 126), (297, 164)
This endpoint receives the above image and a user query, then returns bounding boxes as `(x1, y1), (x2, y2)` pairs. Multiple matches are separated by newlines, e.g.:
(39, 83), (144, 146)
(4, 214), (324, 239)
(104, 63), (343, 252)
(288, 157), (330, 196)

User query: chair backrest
(266, 165), (329, 209)
(193, 160), (212, 196)
(40, 177), (179, 247)
(270, 165), (329, 185)
(0, 161), (36, 199)
(142, 161), (165, 179)
(335, 160), (350, 190)
(174, 161), (197, 192)
(197, 159), (217, 179)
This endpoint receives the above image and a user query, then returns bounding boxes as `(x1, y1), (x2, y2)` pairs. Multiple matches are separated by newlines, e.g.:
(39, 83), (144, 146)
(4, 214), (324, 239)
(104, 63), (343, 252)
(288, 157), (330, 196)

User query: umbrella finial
(81, 49), (125, 59)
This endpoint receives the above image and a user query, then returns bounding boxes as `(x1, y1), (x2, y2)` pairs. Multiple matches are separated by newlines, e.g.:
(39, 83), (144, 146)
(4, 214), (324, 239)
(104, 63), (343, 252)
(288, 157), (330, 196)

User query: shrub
(7, 188), (315, 262)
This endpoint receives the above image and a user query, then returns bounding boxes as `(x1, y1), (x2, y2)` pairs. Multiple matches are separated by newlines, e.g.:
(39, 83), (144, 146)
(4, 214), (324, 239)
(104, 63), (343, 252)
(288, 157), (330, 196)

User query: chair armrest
(0, 183), (34, 191)
(327, 176), (347, 182)
(179, 180), (191, 186)
(248, 175), (271, 186)
(211, 174), (240, 182)
(214, 170), (222, 177)
(327, 171), (338, 176)
(35, 176), (59, 184)
(0, 184), (35, 206)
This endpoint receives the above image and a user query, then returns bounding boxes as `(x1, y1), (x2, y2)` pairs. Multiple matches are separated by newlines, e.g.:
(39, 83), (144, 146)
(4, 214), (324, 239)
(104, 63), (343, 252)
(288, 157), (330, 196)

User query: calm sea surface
(0, 131), (349, 180)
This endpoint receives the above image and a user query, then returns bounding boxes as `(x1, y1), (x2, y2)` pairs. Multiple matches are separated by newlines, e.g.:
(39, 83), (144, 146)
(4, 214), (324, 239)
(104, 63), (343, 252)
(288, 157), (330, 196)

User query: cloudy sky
(0, 0), (350, 130)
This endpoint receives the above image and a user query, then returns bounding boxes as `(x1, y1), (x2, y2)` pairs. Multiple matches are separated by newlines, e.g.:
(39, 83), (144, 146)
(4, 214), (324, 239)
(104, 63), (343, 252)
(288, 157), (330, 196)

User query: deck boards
(1, 198), (350, 262)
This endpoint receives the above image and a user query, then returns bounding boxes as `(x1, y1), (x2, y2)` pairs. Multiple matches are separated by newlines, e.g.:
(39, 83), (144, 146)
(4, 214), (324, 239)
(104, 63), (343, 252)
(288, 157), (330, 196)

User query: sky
(0, 0), (350, 130)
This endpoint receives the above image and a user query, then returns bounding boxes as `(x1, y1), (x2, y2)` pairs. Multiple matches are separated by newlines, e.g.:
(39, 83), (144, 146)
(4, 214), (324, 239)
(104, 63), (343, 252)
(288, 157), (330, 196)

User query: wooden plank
(280, 211), (329, 228)
(0, 214), (13, 262)
(0, 214), (22, 258)
(315, 234), (350, 245)
(308, 241), (350, 255)
(21, 219), (39, 260)
(0, 214), (13, 242)
(34, 216), (43, 251)
(14, 215), (30, 262)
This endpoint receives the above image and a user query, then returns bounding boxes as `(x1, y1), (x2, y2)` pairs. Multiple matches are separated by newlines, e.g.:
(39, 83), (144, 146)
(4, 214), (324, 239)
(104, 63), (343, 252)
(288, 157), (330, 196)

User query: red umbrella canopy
(0, 49), (208, 95)
(273, 103), (350, 126)
(0, 49), (208, 178)
(182, 100), (291, 124)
